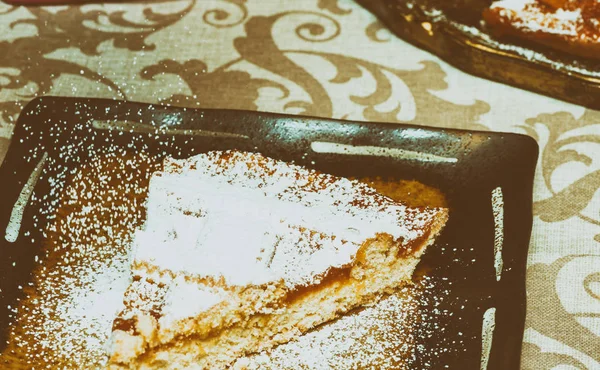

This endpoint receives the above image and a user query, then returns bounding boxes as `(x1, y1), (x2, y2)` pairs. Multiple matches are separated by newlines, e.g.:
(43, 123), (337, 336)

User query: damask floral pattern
(0, 2), (195, 134)
(0, 0), (598, 368)
(524, 256), (600, 368)
(521, 110), (600, 242)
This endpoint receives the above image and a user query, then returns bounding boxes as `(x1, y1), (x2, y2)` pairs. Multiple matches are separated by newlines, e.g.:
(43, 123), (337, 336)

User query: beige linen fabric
(0, 0), (598, 368)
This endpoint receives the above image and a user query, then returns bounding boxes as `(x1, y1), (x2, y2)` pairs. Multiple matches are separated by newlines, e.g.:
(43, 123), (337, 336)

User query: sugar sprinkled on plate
(1, 148), (156, 368)
(1, 148), (453, 369)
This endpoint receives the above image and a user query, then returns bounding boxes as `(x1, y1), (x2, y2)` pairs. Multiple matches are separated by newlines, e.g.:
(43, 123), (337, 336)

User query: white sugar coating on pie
(484, 1), (600, 60)
(490, 0), (584, 36)
(106, 151), (449, 369)
(134, 150), (434, 284)
(122, 151), (442, 324)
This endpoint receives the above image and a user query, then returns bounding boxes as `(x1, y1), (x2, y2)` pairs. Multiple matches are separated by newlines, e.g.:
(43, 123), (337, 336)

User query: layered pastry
(106, 150), (449, 369)
(484, 0), (600, 60)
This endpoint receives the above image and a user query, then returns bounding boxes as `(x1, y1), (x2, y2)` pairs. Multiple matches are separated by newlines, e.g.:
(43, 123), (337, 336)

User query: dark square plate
(357, 0), (600, 111)
(0, 96), (537, 369)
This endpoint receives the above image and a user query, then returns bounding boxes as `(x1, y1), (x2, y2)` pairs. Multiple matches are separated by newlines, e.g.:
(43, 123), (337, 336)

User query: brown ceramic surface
(0, 97), (537, 369)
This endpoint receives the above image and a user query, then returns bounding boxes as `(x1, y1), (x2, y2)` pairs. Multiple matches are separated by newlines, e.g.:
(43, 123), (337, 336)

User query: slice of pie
(106, 150), (449, 369)
(484, 0), (600, 60)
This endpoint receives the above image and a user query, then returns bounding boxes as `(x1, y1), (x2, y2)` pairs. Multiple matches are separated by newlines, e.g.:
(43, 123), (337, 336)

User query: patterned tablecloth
(0, 1), (598, 368)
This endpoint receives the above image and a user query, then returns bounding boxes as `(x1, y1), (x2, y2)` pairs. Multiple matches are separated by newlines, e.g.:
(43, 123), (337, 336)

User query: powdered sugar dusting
(2, 256), (131, 368)
(491, 0), (535, 12)
(401, 0), (600, 78)
(134, 151), (439, 290)
(491, 0), (584, 37)
(237, 291), (419, 370)
(237, 276), (456, 369)
(1, 149), (157, 368)
(159, 277), (226, 328)
(34, 259), (131, 362)
(2, 149), (451, 369)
